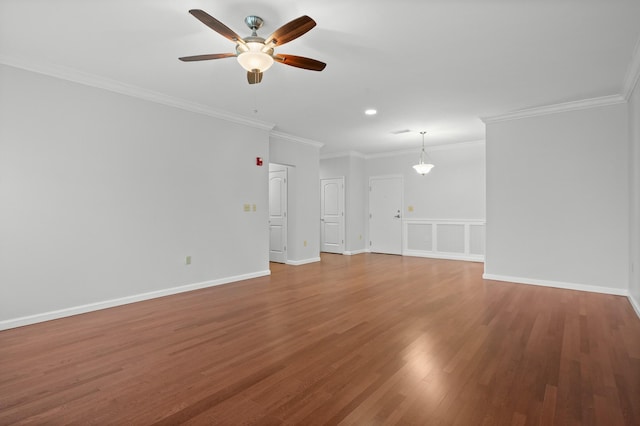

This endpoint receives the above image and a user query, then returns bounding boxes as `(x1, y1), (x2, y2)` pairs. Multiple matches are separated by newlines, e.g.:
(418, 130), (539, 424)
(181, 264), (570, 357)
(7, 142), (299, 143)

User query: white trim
(364, 140), (485, 159)
(320, 150), (366, 160)
(0, 56), (275, 132)
(270, 131), (324, 148)
(623, 36), (640, 99)
(406, 218), (486, 224)
(404, 250), (484, 263)
(629, 295), (640, 320)
(482, 273), (629, 297)
(344, 249), (367, 255)
(0, 270), (271, 331)
(481, 95), (627, 124)
(286, 257), (321, 266)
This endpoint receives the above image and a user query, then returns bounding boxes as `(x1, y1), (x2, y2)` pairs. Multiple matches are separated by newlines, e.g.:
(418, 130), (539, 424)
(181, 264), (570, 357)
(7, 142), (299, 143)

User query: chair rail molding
(402, 218), (485, 262)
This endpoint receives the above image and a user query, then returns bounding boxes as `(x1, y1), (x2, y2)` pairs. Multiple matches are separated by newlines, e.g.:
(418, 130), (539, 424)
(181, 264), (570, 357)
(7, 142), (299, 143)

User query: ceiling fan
(179, 10), (326, 84)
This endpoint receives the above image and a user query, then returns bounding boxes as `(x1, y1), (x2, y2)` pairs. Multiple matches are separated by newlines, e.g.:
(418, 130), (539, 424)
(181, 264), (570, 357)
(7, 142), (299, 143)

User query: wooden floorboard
(1, 253), (639, 425)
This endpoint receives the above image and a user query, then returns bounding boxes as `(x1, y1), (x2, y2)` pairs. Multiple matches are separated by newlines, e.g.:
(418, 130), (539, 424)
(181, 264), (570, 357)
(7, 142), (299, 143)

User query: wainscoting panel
(437, 224), (466, 253)
(404, 219), (485, 262)
(406, 223), (433, 251)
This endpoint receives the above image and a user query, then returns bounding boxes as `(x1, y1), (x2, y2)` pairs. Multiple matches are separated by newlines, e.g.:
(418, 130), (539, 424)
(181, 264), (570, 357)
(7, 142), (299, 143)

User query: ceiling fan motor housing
(244, 16), (264, 32)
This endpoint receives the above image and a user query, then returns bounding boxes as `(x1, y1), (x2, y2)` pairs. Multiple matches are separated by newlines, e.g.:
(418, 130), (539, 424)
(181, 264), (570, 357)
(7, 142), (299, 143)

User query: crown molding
(0, 55), (275, 131)
(623, 35), (640, 100)
(365, 148), (417, 159)
(320, 150), (366, 160)
(269, 130), (324, 148)
(481, 95), (626, 124)
(364, 139), (485, 160)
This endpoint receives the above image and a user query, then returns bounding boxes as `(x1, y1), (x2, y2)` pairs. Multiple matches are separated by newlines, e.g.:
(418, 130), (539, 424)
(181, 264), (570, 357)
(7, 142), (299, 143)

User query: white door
(320, 177), (345, 254)
(269, 168), (287, 263)
(369, 176), (403, 255)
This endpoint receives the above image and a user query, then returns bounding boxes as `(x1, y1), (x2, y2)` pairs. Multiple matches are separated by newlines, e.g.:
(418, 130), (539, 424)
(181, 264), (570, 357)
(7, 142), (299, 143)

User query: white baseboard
(629, 294), (640, 319)
(286, 257), (321, 266)
(0, 270), (271, 331)
(404, 250), (485, 263)
(344, 249), (367, 256)
(482, 273), (629, 296)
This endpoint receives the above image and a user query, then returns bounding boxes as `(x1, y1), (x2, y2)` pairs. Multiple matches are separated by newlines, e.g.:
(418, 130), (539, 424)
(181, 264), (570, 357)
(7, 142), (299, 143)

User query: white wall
(270, 136), (321, 264)
(348, 155), (366, 252)
(485, 103), (629, 293)
(365, 143), (486, 220)
(0, 65), (270, 325)
(362, 143), (486, 260)
(322, 144), (485, 258)
(629, 79), (640, 310)
(320, 156), (349, 179)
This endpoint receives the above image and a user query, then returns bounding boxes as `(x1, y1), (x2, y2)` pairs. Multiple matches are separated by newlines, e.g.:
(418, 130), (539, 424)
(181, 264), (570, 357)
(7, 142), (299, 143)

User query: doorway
(369, 176), (403, 255)
(269, 165), (288, 263)
(320, 177), (345, 254)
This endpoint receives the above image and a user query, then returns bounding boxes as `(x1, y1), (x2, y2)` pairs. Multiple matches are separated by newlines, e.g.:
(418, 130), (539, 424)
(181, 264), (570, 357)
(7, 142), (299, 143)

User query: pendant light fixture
(413, 131), (435, 175)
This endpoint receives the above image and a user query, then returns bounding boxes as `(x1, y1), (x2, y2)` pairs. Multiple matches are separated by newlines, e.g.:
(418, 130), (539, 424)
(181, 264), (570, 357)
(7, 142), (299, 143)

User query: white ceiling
(1, 0), (639, 155)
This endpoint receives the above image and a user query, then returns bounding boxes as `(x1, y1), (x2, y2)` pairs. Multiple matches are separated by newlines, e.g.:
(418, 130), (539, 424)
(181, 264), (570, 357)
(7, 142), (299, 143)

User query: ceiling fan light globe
(237, 42), (274, 72)
(413, 163), (434, 175)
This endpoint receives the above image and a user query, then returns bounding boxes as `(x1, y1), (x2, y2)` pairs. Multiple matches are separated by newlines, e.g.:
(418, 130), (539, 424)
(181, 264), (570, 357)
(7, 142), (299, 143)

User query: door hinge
(342, 240), (344, 244)
(284, 245), (286, 251)
(369, 213), (372, 219)
(284, 212), (287, 217)
(370, 241), (372, 246)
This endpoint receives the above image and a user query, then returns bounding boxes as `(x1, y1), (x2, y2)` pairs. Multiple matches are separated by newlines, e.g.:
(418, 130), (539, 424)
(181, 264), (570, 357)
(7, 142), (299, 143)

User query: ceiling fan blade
(274, 54), (326, 71)
(265, 16), (316, 46)
(247, 70), (263, 84)
(189, 9), (242, 42)
(179, 53), (236, 62)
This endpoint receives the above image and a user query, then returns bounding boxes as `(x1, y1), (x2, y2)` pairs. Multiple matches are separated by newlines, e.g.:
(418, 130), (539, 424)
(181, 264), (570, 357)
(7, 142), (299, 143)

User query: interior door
(269, 168), (287, 263)
(369, 176), (403, 255)
(320, 177), (344, 254)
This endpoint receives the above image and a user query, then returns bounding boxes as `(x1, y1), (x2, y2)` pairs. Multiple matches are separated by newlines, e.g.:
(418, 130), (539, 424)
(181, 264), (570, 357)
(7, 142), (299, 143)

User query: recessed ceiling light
(365, 109), (377, 116)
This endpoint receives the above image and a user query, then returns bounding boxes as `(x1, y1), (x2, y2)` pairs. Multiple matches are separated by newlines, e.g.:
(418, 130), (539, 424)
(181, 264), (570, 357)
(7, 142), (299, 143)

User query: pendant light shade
(413, 131), (434, 175)
(413, 162), (434, 175)
(236, 42), (274, 72)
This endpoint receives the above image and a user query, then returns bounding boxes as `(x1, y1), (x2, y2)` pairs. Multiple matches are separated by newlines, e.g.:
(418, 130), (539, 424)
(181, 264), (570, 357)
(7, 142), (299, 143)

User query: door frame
(368, 174), (404, 254)
(320, 176), (346, 254)
(269, 164), (289, 263)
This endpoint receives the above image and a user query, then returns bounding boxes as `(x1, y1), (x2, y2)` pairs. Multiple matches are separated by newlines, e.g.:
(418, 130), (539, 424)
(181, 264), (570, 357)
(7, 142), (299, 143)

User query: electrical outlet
(304, 240), (307, 247)
(252, 204), (256, 212)
(243, 204), (251, 212)
(185, 256), (191, 265)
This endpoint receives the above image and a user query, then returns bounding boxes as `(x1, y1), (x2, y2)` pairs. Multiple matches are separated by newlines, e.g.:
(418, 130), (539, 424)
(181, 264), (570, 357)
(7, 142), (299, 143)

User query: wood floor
(1, 254), (639, 425)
